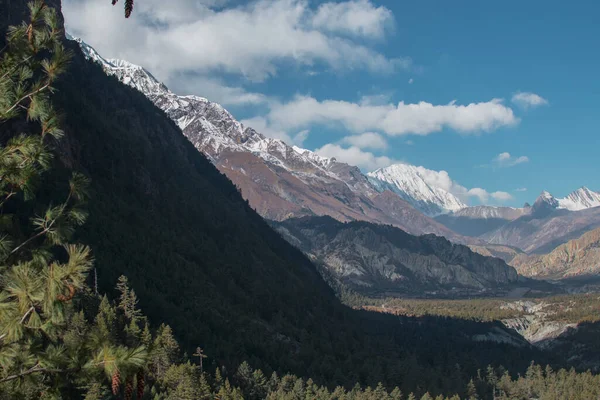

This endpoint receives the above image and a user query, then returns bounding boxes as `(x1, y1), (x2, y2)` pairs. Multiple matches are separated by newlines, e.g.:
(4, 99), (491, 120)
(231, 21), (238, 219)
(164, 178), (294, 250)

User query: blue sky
(63, 0), (600, 207)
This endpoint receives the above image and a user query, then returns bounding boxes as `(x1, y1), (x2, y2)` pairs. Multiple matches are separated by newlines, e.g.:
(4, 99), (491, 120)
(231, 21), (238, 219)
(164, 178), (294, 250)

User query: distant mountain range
(74, 36), (600, 274)
(435, 205), (531, 237)
(435, 188), (600, 256)
(482, 190), (600, 254)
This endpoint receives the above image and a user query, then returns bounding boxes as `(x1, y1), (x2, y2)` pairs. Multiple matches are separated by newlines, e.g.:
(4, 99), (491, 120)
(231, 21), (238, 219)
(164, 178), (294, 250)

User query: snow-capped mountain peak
(558, 187), (600, 211)
(531, 187), (600, 215)
(367, 164), (466, 216)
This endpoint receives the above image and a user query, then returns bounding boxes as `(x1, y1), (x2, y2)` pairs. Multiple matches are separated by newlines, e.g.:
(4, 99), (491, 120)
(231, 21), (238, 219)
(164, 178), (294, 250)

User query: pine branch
(0, 363), (65, 383)
(0, 55), (34, 82)
(9, 226), (50, 256)
(2, 81), (51, 116)
(10, 189), (74, 256)
(0, 306), (35, 341)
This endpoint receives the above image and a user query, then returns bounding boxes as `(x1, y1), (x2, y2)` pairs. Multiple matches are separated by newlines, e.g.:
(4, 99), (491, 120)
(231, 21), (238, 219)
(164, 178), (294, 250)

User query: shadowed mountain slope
(272, 216), (518, 296)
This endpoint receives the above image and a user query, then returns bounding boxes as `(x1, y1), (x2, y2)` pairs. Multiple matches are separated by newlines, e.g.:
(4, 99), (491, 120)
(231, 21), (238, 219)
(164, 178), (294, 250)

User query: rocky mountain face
(481, 194), (600, 254)
(272, 216), (518, 296)
(435, 205), (531, 237)
(511, 227), (600, 278)
(368, 164), (466, 216)
(73, 38), (471, 241)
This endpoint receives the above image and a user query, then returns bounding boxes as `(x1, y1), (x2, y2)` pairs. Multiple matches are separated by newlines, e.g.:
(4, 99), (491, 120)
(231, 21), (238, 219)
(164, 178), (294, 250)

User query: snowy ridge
(367, 164), (467, 216)
(533, 187), (600, 212)
(72, 36), (377, 194)
(558, 187), (600, 211)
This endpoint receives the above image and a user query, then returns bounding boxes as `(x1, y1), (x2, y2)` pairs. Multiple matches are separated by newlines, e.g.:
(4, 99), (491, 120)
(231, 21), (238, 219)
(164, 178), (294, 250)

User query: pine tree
(198, 372), (213, 400)
(0, 3), (149, 396)
(389, 387), (403, 400)
(466, 378), (478, 400)
(0, 1), (87, 393)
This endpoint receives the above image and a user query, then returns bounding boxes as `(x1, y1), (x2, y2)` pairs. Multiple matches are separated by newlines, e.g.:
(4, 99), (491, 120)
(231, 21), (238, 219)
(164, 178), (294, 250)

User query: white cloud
(167, 75), (268, 106)
(64, 0), (405, 84)
(515, 188), (528, 192)
(312, 0), (394, 39)
(265, 95), (518, 137)
(315, 144), (397, 170)
(465, 188), (490, 203)
(386, 165), (513, 205)
(405, 140), (414, 145)
(493, 152), (529, 167)
(341, 132), (387, 150)
(491, 191), (514, 201)
(511, 92), (548, 109)
(462, 188), (513, 203)
(293, 130), (310, 146)
(241, 116), (309, 146)
(408, 78), (414, 84)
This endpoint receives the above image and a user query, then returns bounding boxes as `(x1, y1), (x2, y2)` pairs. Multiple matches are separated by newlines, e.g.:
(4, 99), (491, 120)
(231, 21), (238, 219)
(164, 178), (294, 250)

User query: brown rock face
(217, 151), (469, 241)
(511, 227), (600, 279)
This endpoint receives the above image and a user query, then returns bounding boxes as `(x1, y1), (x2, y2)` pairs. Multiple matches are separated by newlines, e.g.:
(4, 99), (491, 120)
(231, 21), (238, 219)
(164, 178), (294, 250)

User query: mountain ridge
(73, 36), (474, 242)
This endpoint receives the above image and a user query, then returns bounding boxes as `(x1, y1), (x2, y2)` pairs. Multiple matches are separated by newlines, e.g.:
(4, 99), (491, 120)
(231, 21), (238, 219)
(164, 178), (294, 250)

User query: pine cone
(112, 369), (121, 396)
(125, 377), (134, 400)
(125, 0), (134, 18)
(57, 284), (76, 302)
(136, 371), (145, 399)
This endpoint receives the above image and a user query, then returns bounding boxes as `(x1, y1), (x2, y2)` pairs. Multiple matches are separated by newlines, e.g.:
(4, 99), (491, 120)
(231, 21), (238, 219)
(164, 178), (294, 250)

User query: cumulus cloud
(312, 0), (394, 39)
(167, 74), (268, 106)
(241, 116), (309, 146)
(511, 92), (548, 109)
(265, 95), (518, 137)
(378, 164), (514, 205)
(315, 144), (397, 170)
(490, 191), (514, 201)
(461, 188), (513, 203)
(63, 0), (405, 85)
(493, 152), (529, 167)
(341, 132), (388, 150)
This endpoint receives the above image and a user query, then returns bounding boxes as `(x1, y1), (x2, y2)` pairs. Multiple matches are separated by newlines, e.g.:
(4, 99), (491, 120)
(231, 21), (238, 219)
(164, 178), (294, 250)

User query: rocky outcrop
(511, 227), (600, 278)
(272, 216), (518, 295)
